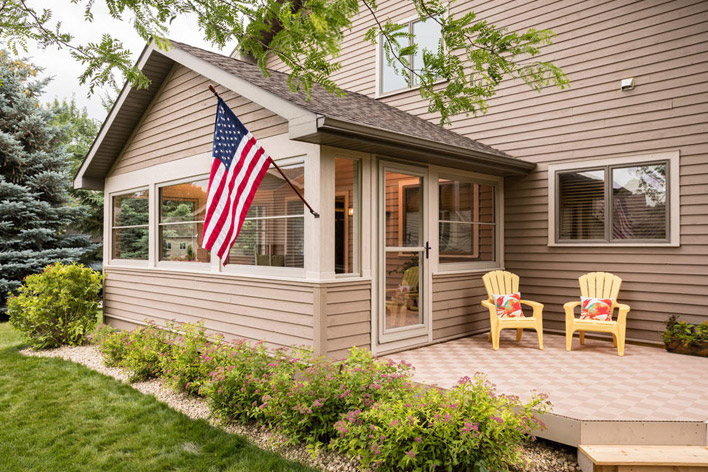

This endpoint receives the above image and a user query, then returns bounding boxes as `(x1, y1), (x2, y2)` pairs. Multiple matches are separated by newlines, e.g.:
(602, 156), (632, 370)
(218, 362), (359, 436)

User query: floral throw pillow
(492, 293), (524, 318)
(580, 297), (614, 321)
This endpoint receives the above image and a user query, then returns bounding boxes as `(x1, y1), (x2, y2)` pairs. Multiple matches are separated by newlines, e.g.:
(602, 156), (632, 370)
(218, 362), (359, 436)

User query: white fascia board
(158, 46), (316, 124)
(73, 41), (158, 190)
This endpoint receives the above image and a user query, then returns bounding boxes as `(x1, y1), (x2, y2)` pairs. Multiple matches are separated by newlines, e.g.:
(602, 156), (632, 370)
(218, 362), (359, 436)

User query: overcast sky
(25, 1), (231, 121)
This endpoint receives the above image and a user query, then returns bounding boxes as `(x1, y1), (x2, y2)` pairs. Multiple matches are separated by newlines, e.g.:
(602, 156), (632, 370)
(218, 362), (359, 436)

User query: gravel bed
(21, 345), (580, 472)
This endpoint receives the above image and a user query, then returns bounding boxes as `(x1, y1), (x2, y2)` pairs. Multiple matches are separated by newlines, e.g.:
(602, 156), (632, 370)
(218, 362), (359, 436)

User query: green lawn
(0, 322), (316, 472)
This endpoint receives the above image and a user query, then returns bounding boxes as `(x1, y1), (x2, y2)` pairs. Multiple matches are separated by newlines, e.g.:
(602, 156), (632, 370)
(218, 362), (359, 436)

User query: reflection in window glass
(227, 164), (305, 268)
(334, 158), (360, 275)
(612, 164), (667, 240)
(159, 180), (210, 263)
(438, 179), (495, 264)
(380, 18), (442, 94)
(385, 172), (422, 248)
(412, 19), (442, 85)
(558, 170), (606, 241)
(112, 190), (149, 260)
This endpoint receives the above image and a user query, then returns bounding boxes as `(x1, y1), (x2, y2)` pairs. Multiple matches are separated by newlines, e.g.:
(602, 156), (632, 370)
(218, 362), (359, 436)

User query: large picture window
(379, 18), (442, 95)
(111, 190), (149, 260)
(556, 162), (668, 243)
(159, 179), (210, 263)
(227, 164), (305, 268)
(438, 178), (496, 264)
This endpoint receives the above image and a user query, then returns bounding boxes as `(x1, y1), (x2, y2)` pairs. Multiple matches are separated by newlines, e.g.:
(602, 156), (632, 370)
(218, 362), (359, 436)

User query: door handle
(424, 241), (431, 259)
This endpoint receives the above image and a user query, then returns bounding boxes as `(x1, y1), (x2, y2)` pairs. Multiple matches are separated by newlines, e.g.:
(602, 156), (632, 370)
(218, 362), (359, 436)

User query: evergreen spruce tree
(0, 51), (96, 313)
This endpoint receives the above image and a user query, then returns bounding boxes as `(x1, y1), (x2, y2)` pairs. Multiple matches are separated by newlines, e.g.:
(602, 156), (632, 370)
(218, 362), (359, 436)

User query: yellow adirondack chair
(481, 271), (544, 350)
(564, 272), (631, 356)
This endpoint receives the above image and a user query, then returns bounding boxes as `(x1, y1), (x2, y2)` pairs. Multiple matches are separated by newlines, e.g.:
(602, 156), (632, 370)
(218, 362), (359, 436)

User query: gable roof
(75, 40), (534, 190)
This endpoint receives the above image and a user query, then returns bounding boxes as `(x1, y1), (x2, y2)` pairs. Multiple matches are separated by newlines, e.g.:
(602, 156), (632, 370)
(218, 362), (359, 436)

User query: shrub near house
(8, 263), (103, 348)
(94, 322), (549, 471)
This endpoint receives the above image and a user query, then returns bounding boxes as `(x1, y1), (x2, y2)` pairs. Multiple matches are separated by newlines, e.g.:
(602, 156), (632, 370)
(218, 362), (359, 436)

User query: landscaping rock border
(21, 345), (580, 472)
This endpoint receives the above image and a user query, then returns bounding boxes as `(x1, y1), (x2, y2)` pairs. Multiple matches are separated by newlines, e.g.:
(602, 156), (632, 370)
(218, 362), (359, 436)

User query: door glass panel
(385, 172), (422, 247)
(385, 252), (422, 329)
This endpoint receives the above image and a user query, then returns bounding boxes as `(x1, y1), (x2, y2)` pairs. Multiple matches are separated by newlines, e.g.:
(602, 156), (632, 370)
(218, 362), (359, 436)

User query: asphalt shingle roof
(170, 41), (511, 159)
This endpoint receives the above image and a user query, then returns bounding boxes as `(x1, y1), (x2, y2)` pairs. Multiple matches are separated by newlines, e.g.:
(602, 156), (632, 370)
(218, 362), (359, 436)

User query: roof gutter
(301, 116), (536, 176)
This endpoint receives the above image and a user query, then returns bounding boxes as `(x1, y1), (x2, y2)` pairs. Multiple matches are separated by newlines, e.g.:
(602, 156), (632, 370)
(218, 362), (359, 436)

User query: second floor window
(380, 18), (442, 95)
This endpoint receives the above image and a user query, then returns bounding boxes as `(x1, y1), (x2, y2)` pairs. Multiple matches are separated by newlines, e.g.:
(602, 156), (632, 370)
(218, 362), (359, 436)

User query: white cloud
(23, 1), (230, 121)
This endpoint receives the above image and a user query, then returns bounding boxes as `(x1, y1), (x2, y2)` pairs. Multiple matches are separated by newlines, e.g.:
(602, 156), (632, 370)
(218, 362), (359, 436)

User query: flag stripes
(202, 98), (272, 264)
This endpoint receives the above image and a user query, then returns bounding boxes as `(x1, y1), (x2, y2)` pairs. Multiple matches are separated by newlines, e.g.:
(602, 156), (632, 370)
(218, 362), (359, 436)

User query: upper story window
(380, 18), (442, 95)
(227, 164), (305, 268)
(111, 190), (149, 260)
(159, 179), (211, 263)
(549, 152), (679, 246)
(438, 178), (496, 265)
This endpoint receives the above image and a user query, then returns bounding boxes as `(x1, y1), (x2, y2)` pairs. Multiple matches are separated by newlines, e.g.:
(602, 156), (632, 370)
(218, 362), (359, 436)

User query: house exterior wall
(268, 0), (708, 344)
(110, 63), (288, 176)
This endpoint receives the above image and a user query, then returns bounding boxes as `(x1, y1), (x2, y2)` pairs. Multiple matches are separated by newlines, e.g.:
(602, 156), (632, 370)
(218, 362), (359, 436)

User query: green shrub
(92, 324), (130, 366)
(331, 375), (549, 472)
(7, 263), (103, 348)
(260, 347), (413, 448)
(120, 322), (174, 382)
(202, 341), (287, 423)
(160, 322), (229, 395)
(663, 315), (708, 345)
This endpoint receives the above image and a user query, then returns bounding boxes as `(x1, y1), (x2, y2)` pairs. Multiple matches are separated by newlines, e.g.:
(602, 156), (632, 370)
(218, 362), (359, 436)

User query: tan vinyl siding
(103, 267), (315, 349)
(110, 64), (288, 176)
(432, 273), (489, 340)
(323, 280), (372, 358)
(267, 0), (708, 343)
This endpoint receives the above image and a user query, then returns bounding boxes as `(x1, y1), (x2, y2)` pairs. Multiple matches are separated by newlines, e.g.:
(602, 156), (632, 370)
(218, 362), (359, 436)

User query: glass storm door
(379, 164), (429, 346)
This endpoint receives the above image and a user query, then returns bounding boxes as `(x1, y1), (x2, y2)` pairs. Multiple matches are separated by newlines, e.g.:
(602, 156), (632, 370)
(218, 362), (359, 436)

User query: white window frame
(434, 170), (503, 273)
(375, 14), (446, 98)
(155, 175), (212, 272)
(333, 156), (362, 278)
(220, 156), (307, 278)
(109, 187), (151, 267)
(548, 151), (680, 247)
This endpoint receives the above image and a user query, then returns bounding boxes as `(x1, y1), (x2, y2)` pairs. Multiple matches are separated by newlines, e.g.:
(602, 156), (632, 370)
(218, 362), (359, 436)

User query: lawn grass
(0, 322), (316, 472)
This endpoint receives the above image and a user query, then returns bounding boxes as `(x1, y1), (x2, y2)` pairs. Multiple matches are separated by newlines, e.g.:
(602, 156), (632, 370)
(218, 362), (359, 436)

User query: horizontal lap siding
(103, 267), (315, 350)
(110, 64), (288, 176)
(467, 0), (708, 343)
(432, 273), (488, 340)
(268, 0), (708, 343)
(324, 280), (372, 359)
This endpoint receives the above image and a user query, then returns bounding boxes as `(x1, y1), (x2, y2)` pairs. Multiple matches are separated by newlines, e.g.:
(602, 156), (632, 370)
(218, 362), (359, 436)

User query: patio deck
(390, 331), (708, 449)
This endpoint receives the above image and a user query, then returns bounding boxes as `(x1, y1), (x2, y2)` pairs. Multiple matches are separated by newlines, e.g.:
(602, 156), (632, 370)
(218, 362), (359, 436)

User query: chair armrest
(564, 301), (581, 310)
(520, 299), (543, 318)
(614, 303), (630, 324)
(564, 300), (581, 322)
(481, 299), (495, 310)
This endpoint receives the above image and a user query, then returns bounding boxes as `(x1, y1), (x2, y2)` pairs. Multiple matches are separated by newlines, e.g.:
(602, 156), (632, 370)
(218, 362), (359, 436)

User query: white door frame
(376, 160), (432, 350)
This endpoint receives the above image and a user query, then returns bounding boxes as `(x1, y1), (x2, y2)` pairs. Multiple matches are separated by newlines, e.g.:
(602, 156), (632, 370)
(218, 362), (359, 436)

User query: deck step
(578, 445), (708, 471)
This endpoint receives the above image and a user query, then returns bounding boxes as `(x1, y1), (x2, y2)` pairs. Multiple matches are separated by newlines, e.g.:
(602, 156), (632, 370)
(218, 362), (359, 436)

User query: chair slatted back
(579, 272), (622, 300)
(483, 271), (520, 300)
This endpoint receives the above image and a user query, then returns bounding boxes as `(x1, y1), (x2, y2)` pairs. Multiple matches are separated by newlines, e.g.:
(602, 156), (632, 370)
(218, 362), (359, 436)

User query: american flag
(202, 97), (272, 264)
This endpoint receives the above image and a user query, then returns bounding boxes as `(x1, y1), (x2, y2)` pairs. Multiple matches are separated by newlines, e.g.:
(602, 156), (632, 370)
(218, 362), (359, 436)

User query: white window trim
(109, 187), (150, 266)
(547, 151), (680, 247)
(333, 155), (363, 278)
(155, 174), (211, 270)
(375, 13), (447, 99)
(432, 168), (504, 273)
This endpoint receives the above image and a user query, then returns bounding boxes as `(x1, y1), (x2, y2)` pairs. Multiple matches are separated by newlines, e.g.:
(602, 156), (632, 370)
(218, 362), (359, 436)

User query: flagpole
(207, 85), (320, 219)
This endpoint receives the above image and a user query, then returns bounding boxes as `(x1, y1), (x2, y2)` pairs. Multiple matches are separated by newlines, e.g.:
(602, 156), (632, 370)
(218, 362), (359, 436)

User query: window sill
(548, 241), (680, 248)
(433, 265), (503, 276)
(375, 78), (448, 100)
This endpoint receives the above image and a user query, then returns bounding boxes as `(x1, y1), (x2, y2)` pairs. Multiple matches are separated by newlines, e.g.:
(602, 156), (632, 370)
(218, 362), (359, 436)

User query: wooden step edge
(579, 445), (708, 466)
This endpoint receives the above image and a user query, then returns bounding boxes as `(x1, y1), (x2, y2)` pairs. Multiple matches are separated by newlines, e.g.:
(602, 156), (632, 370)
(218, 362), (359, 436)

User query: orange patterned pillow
(492, 293), (524, 318)
(580, 297), (614, 321)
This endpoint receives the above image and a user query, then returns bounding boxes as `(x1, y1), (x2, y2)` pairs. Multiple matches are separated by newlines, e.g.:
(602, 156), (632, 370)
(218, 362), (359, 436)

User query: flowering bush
(331, 375), (549, 472)
(120, 322), (174, 382)
(94, 322), (549, 471)
(92, 324), (130, 366)
(260, 347), (413, 448)
(7, 263), (103, 348)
